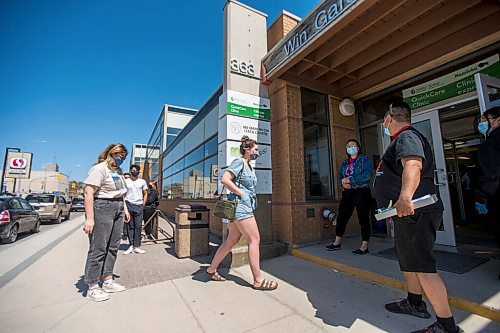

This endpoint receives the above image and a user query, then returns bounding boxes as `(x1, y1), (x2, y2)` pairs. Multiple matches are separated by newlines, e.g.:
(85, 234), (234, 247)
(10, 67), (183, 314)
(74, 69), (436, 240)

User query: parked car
(26, 193), (71, 224)
(0, 196), (41, 243)
(71, 197), (85, 212)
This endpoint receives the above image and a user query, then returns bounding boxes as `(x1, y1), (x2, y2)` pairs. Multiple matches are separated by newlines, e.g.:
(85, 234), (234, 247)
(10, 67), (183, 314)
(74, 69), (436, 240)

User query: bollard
(174, 205), (210, 258)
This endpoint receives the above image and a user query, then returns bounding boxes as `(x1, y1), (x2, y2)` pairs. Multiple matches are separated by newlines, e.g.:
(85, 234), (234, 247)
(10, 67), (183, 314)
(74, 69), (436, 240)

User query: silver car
(26, 194), (71, 224)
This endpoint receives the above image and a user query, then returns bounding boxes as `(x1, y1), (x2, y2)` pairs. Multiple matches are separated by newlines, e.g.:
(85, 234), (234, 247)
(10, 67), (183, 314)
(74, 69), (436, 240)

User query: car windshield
(0, 198), (6, 210)
(72, 198), (84, 204)
(26, 194), (55, 203)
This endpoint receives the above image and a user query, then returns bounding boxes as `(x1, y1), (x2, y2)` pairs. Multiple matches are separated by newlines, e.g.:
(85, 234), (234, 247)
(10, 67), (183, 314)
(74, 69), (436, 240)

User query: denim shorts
(234, 195), (254, 221)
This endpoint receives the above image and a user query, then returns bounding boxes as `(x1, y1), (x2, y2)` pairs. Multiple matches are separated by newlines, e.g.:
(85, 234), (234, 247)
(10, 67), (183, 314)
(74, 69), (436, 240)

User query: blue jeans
(126, 202), (144, 247)
(84, 199), (124, 284)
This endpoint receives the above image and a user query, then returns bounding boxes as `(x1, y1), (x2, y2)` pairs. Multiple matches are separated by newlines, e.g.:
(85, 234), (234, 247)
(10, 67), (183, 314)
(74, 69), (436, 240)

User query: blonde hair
(97, 143), (128, 171)
(239, 135), (257, 156)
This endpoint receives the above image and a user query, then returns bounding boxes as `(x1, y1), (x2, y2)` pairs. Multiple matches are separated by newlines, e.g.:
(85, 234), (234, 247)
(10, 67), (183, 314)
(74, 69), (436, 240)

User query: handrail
(141, 209), (175, 243)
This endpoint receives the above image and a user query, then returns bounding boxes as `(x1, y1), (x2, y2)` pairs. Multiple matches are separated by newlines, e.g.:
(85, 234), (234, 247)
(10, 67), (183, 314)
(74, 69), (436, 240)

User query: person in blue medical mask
(326, 139), (373, 254)
(83, 143), (130, 302)
(475, 106), (500, 249)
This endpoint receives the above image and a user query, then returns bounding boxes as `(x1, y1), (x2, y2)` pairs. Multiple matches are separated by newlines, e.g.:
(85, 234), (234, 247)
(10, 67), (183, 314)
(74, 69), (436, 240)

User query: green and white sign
(403, 55), (500, 109)
(226, 90), (271, 121)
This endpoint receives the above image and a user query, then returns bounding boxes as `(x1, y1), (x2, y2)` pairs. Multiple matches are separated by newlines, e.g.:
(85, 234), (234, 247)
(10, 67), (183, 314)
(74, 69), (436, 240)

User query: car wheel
(5, 224), (19, 244)
(54, 213), (62, 224)
(65, 211), (71, 221)
(30, 219), (41, 234)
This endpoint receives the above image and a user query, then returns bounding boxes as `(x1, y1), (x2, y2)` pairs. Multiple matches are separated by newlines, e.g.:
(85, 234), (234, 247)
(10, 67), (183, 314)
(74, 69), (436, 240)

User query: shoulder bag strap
(218, 163), (245, 200)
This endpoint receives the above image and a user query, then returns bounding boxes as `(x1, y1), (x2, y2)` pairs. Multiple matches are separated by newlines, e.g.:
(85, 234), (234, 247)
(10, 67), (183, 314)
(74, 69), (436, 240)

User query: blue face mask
(250, 151), (260, 160)
(478, 121), (489, 135)
(346, 147), (358, 155)
(383, 117), (392, 136)
(131, 171), (139, 177)
(113, 156), (124, 166)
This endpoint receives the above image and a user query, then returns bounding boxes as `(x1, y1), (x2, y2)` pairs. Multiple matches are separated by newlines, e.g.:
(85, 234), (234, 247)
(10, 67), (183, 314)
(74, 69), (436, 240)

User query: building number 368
(230, 58), (255, 76)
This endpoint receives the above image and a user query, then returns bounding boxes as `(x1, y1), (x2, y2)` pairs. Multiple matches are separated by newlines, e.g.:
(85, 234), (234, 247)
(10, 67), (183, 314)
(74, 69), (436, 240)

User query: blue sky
(0, 1), (313, 181)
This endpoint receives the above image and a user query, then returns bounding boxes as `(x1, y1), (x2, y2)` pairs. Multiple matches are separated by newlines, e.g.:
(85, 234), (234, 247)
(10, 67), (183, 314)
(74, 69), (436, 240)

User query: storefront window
(301, 88), (333, 200)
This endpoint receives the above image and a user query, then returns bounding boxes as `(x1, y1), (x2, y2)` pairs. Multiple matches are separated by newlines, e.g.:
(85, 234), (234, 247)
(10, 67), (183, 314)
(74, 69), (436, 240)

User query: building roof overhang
(262, 0), (500, 99)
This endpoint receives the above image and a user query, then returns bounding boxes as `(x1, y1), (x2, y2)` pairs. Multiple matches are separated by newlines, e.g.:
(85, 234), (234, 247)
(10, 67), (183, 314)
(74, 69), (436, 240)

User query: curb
(291, 248), (500, 322)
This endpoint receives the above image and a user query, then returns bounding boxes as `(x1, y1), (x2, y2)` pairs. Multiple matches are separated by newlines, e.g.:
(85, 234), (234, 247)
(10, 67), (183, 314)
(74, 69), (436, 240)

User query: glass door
(412, 110), (456, 246)
(475, 73), (500, 113)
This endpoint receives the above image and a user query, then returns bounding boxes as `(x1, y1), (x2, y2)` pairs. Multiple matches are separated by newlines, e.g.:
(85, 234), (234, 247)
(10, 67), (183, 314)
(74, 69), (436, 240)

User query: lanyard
(346, 156), (358, 177)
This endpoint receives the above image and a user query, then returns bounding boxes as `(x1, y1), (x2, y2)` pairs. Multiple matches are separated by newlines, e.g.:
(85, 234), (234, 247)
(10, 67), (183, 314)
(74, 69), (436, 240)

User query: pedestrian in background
(123, 164), (148, 254)
(475, 106), (500, 251)
(374, 102), (462, 333)
(326, 138), (372, 254)
(82, 143), (130, 302)
(143, 181), (159, 239)
(206, 136), (278, 291)
(121, 172), (131, 240)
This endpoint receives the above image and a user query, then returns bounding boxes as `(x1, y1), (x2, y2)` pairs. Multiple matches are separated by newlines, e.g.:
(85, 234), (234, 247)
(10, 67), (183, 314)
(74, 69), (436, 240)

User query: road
(0, 212), (85, 288)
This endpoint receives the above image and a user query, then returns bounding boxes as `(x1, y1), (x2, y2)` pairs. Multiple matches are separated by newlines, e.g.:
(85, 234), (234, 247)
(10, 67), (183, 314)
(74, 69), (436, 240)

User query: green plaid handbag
(213, 166), (244, 220)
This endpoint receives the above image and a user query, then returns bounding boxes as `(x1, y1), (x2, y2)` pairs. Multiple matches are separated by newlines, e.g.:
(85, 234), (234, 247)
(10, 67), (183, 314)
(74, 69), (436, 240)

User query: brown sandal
(206, 270), (226, 281)
(252, 279), (278, 291)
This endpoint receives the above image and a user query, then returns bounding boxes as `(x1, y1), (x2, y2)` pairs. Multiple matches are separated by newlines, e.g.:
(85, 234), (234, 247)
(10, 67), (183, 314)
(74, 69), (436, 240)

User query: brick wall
(267, 12), (299, 51)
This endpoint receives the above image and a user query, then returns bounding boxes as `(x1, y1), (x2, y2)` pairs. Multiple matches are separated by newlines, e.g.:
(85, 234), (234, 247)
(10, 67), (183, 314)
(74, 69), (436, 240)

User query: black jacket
(476, 127), (500, 202)
(145, 189), (159, 208)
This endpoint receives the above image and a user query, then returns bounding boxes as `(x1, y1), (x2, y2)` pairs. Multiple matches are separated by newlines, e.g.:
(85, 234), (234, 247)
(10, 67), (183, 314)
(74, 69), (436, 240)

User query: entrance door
(475, 73), (500, 113)
(412, 110), (456, 246)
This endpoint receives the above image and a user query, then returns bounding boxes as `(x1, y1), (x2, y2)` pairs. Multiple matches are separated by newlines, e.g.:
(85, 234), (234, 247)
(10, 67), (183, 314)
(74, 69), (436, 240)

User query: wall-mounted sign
(6, 152), (33, 179)
(218, 142), (271, 171)
(223, 90), (271, 121)
(403, 55), (500, 109)
(211, 165), (218, 183)
(219, 114), (271, 145)
(262, 0), (358, 77)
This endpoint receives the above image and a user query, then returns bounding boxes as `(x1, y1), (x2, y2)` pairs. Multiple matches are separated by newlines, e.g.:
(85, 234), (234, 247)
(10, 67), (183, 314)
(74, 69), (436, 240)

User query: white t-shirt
(125, 178), (148, 205)
(84, 162), (127, 199)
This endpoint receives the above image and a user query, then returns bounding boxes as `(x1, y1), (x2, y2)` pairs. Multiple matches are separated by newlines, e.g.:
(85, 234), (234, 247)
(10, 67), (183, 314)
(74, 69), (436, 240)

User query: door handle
(434, 169), (447, 186)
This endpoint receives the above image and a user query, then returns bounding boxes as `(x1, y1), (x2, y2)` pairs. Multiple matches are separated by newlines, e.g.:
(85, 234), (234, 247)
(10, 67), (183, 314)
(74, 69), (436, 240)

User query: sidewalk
(0, 217), (498, 332)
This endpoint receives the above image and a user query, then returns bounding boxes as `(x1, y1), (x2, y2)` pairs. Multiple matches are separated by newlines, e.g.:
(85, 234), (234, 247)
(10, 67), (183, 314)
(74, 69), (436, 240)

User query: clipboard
(375, 194), (439, 221)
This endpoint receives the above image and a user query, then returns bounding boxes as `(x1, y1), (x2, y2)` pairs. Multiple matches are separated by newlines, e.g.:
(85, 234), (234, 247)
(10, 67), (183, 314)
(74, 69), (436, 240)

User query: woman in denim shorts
(206, 136), (277, 291)
(82, 143), (130, 302)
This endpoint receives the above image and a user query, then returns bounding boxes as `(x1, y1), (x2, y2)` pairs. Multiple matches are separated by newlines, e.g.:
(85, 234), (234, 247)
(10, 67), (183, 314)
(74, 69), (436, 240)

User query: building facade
(144, 104), (197, 183)
(151, 0), (500, 254)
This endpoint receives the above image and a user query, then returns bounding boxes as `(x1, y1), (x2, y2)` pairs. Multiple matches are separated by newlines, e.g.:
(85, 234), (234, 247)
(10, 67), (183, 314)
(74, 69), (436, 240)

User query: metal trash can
(174, 205), (210, 258)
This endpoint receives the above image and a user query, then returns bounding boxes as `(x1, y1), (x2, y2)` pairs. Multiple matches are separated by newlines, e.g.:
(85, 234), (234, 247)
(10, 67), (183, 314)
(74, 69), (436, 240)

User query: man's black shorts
(393, 211), (443, 273)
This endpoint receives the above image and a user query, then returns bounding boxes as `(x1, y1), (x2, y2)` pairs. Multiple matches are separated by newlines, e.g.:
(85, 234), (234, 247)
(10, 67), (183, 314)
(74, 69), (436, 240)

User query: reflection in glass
(301, 88), (333, 200)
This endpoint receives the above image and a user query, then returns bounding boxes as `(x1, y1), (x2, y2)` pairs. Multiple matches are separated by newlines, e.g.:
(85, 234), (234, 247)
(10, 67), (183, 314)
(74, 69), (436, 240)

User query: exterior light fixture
(321, 208), (337, 225)
(339, 98), (355, 116)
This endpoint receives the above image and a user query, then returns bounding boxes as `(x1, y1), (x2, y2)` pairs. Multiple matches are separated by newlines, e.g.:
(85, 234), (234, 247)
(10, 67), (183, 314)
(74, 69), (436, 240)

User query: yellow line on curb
(291, 249), (500, 322)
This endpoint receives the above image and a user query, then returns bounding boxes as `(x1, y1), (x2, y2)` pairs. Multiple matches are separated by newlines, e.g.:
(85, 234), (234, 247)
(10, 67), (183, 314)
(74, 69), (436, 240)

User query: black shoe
(385, 298), (431, 318)
(411, 321), (463, 333)
(352, 248), (369, 255)
(326, 244), (341, 251)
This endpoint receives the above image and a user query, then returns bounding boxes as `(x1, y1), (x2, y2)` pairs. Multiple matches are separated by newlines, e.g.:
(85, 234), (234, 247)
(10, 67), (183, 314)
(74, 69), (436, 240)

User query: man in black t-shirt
(373, 102), (461, 333)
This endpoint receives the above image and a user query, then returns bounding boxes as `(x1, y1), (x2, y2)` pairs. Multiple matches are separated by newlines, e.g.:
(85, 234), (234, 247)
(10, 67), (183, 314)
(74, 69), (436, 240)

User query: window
(10, 199), (22, 209)
(302, 88), (333, 200)
(20, 199), (33, 210)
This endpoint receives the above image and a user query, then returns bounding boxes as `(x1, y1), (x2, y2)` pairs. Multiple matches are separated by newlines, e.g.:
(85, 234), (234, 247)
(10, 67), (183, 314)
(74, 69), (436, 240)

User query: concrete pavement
(0, 215), (498, 332)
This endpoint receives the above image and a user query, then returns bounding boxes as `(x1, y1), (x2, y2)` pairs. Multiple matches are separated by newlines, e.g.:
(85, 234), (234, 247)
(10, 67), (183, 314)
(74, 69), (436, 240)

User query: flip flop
(253, 279), (278, 291)
(206, 270), (226, 281)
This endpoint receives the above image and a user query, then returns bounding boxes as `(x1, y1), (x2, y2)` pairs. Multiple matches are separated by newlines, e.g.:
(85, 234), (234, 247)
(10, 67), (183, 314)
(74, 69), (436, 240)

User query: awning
(262, 0), (500, 99)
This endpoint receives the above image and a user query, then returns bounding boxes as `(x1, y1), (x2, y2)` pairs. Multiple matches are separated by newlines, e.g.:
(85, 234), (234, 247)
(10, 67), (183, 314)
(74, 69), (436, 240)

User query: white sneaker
(133, 247), (146, 254)
(102, 281), (126, 293)
(87, 287), (109, 302)
(123, 246), (134, 255)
